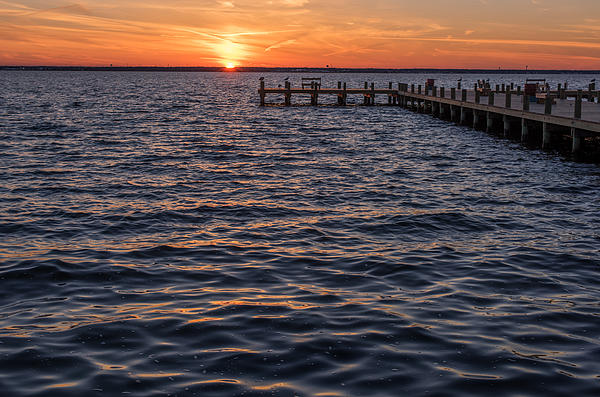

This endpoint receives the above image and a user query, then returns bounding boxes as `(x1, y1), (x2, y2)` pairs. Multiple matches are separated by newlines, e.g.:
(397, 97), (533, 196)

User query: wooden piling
(521, 118), (529, 142)
(503, 115), (510, 137)
(575, 90), (582, 119)
(451, 87), (456, 100)
(544, 96), (552, 115)
(572, 128), (583, 153)
(473, 110), (480, 129)
(260, 79), (265, 106)
(542, 123), (551, 149)
(486, 112), (494, 133)
(489, 92), (495, 106)
(285, 81), (291, 106)
(371, 82), (375, 105)
(522, 94), (529, 111)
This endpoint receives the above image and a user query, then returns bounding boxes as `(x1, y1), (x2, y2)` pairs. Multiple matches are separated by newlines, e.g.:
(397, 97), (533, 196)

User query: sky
(0, 0), (599, 69)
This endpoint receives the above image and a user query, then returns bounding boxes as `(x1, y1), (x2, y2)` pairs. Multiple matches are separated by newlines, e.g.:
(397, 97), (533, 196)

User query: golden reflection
(252, 382), (293, 390)
(46, 382), (78, 389)
(94, 361), (127, 371)
(200, 348), (259, 353)
(209, 299), (318, 310)
(132, 372), (184, 378)
(437, 366), (501, 380)
(190, 379), (240, 385)
(187, 317), (224, 324)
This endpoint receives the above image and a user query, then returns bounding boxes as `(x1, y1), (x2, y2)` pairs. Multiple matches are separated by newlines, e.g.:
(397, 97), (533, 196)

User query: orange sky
(1, 0), (599, 69)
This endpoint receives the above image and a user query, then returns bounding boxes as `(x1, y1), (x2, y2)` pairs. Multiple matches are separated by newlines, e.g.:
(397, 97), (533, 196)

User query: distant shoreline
(1, 66), (598, 74)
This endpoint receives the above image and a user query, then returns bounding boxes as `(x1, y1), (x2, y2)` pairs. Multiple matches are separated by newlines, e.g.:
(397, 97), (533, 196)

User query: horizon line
(2, 66), (599, 73)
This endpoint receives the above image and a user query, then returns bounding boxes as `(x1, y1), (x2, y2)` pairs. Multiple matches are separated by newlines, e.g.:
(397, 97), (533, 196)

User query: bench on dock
(301, 77), (321, 89)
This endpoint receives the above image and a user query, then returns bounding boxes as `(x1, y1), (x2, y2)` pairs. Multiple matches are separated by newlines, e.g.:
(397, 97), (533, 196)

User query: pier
(258, 79), (600, 158)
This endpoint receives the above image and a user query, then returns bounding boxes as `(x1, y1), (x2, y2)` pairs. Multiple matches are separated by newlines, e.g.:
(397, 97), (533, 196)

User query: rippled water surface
(1, 71), (600, 396)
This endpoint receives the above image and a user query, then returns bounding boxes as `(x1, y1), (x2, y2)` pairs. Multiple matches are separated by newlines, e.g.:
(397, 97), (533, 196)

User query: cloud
(265, 39), (296, 51)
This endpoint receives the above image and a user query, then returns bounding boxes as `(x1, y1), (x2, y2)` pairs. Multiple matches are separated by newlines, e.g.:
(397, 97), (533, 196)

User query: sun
(225, 62), (236, 69)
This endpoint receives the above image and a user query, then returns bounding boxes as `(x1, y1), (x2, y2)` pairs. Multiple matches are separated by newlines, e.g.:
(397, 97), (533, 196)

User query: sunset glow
(0, 0), (599, 69)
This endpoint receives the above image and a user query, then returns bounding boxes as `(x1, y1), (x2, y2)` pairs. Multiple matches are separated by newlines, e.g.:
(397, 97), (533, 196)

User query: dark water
(1, 71), (599, 396)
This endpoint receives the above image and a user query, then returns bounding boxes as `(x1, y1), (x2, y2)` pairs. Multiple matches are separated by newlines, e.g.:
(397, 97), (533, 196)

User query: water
(1, 71), (599, 396)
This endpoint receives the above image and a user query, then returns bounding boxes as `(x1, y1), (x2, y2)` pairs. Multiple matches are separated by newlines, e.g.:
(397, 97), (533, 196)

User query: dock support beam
(572, 128), (583, 153)
(285, 81), (291, 106)
(542, 123), (551, 149)
(521, 118), (528, 142)
(460, 107), (467, 125)
(486, 112), (494, 133)
(503, 115), (510, 138)
(473, 110), (480, 129)
(260, 79), (265, 106)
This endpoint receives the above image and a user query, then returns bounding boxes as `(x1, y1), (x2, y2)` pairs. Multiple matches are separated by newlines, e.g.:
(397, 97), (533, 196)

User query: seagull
(284, 77), (289, 81)
(592, 79), (596, 83)
(259, 77), (264, 81)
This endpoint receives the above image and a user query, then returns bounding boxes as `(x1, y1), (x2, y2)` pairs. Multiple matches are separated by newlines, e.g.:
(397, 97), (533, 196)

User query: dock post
(462, 89), (467, 102)
(371, 82), (375, 105)
(259, 79), (265, 106)
(589, 83), (595, 103)
(502, 84), (505, 92)
(473, 110), (480, 129)
(572, 128), (583, 153)
(451, 87), (456, 100)
(450, 105), (456, 121)
(311, 81), (318, 106)
(521, 118), (529, 142)
(489, 92), (495, 106)
(475, 90), (481, 104)
(510, 82), (514, 91)
(505, 91), (512, 108)
(388, 82), (393, 104)
(398, 83), (403, 106)
(418, 85), (422, 94)
(460, 107), (467, 125)
(575, 90), (582, 119)
(337, 82), (342, 105)
(440, 87), (445, 98)
(522, 94), (530, 111)
(363, 82), (368, 105)
(517, 86), (521, 96)
(544, 96), (552, 115)
(343, 82), (347, 105)
(503, 115), (510, 137)
(411, 84), (415, 93)
(486, 112), (493, 133)
(495, 84), (500, 93)
(542, 123), (551, 149)
(285, 81), (291, 106)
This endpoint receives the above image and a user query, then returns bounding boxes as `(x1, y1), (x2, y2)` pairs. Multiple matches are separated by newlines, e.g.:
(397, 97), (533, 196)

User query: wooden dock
(258, 79), (600, 158)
